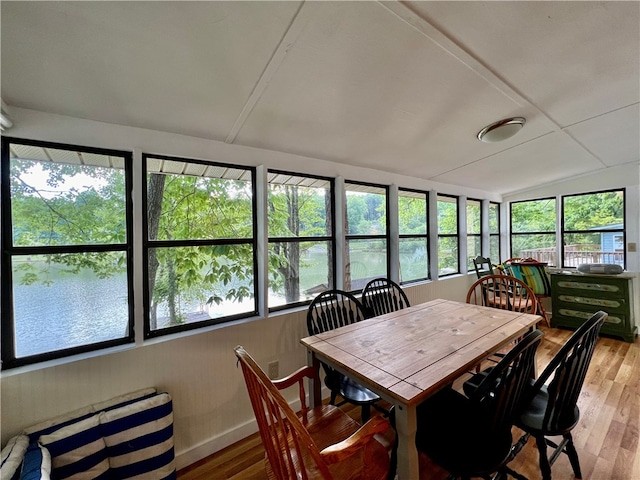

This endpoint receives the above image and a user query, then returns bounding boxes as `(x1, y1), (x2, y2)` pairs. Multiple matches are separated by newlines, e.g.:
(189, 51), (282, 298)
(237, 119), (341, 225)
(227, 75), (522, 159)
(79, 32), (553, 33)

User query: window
(466, 199), (482, 269)
(267, 171), (334, 308)
(143, 155), (257, 337)
(437, 194), (459, 276)
(398, 189), (429, 283)
(510, 197), (556, 266)
(344, 182), (388, 291)
(489, 202), (501, 262)
(1, 138), (133, 368)
(562, 189), (625, 268)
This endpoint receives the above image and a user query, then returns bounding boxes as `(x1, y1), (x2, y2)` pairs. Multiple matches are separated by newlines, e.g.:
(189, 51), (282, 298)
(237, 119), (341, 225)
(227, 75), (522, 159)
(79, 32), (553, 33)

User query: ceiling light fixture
(477, 117), (525, 143)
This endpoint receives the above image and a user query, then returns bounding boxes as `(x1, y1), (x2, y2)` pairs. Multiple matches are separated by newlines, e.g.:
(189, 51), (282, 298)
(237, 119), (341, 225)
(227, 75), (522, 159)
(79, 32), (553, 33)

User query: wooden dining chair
(413, 329), (543, 480)
(466, 274), (539, 375)
(361, 278), (410, 318)
(307, 289), (385, 422)
(504, 258), (552, 326)
(467, 274), (538, 315)
(234, 346), (392, 480)
(511, 311), (606, 480)
(472, 255), (494, 279)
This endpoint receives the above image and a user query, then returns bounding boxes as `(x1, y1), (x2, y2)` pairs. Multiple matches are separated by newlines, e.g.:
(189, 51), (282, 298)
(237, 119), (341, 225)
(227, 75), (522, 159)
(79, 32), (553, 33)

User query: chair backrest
(361, 278), (410, 318)
(307, 289), (366, 335)
(467, 274), (538, 315)
(470, 329), (544, 431)
(234, 346), (331, 480)
(504, 259), (552, 297)
(472, 255), (494, 278)
(531, 311), (606, 431)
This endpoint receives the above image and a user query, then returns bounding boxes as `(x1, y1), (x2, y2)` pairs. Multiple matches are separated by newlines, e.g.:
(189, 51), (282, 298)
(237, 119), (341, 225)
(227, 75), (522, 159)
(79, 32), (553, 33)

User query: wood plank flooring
(178, 324), (640, 479)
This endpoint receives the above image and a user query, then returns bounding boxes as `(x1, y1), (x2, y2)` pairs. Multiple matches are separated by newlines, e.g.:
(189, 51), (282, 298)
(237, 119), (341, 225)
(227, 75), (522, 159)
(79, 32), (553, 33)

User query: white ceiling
(2, 1), (638, 195)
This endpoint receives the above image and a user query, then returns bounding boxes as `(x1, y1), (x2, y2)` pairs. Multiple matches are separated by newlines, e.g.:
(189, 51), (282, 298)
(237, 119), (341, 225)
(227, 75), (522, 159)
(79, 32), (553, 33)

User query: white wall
(0, 108), (481, 467)
(3, 108), (638, 468)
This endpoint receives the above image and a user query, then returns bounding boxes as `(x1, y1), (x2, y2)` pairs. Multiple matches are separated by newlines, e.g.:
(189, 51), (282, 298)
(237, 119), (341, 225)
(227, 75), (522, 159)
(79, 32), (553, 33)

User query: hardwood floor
(178, 324), (640, 479)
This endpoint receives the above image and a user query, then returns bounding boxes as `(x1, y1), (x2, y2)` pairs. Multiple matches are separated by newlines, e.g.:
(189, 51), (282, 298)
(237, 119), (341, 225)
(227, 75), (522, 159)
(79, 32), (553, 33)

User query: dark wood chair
(413, 329), (543, 480)
(307, 289), (384, 422)
(361, 278), (410, 318)
(472, 255), (494, 278)
(511, 311), (606, 480)
(234, 346), (392, 480)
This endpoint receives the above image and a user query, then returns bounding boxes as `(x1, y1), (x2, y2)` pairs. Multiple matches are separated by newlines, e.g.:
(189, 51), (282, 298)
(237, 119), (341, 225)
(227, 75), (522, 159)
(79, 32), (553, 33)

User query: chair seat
(325, 374), (381, 405)
(487, 294), (534, 311)
(415, 387), (513, 477)
(518, 385), (580, 435)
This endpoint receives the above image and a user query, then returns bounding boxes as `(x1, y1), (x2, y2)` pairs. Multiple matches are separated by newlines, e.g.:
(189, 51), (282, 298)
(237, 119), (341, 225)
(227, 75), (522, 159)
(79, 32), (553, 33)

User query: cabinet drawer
(555, 294), (628, 314)
(555, 307), (627, 327)
(553, 279), (629, 297)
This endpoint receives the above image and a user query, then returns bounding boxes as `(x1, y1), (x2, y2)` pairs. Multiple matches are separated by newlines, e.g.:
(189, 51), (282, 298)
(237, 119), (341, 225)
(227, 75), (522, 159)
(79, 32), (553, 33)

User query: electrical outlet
(628, 242), (637, 252)
(268, 361), (279, 379)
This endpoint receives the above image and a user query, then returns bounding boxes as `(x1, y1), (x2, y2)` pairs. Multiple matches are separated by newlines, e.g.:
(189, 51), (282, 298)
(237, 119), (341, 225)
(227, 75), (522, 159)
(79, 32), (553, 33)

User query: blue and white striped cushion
(38, 415), (110, 480)
(19, 442), (51, 480)
(25, 388), (158, 443)
(99, 393), (176, 480)
(1, 434), (29, 480)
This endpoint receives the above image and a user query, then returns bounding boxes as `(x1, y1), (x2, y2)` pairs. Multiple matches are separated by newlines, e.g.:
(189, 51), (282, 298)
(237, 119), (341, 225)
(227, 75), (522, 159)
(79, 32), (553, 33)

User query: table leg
(306, 350), (321, 408)
(394, 403), (419, 480)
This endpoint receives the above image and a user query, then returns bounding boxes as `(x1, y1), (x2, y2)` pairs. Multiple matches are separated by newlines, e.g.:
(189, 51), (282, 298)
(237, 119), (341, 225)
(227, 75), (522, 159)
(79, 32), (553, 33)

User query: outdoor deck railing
(519, 247), (624, 267)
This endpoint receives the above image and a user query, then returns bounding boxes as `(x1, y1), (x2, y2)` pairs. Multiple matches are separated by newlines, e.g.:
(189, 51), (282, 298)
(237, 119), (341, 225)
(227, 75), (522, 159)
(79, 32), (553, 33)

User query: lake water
(12, 247), (403, 358)
(13, 268), (130, 357)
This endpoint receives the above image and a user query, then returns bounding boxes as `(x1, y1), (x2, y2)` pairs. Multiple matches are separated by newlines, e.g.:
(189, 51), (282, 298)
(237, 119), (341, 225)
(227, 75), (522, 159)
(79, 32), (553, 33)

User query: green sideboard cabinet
(550, 272), (637, 342)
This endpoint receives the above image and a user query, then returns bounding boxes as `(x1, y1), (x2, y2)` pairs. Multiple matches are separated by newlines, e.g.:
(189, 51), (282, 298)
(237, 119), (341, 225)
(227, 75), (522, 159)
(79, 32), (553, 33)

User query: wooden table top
(301, 298), (542, 406)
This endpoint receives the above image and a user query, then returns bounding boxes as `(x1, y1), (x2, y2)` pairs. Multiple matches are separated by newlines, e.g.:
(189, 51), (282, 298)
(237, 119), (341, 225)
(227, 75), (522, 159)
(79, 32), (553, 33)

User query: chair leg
(361, 404), (371, 423)
(563, 433), (582, 479)
(534, 434), (552, 480)
(330, 390), (338, 405)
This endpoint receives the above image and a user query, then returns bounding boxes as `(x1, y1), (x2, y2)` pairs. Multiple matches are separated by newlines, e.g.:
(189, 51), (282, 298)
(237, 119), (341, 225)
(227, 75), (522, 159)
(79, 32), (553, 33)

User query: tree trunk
(283, 186), (300, 302)
(147, 173), (166, 330)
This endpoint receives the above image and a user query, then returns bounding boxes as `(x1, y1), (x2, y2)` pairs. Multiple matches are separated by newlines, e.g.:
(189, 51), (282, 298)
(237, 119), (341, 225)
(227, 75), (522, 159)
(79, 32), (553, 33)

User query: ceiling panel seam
(379, 1), (607, 170)
(225, 1), (308, 145)
(378, 1), (560, 126)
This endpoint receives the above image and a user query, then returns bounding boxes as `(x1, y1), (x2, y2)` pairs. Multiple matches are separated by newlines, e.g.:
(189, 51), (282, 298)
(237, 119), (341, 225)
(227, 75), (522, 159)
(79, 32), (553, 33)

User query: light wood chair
(467, 274), (538, 315)
(234, 346), (392, 480)
(466, 274), (539, 376)
(503, 258), (552, 326)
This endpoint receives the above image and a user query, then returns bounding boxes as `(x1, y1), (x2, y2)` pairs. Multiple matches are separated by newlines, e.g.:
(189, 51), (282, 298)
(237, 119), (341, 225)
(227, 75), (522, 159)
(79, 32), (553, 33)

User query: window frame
(142, 153), (259, 339)
(1, 137), (135, 369)
(560, 188), (626, 269)
(398, 187), (430, 284)
(489, 201), (501, 262)
(267, 169), (336, 311)
(437, 193), (460, 277)
(466, 198), (483, 270)
(344, 180), (390, 292)
(509, 196), (557, 266)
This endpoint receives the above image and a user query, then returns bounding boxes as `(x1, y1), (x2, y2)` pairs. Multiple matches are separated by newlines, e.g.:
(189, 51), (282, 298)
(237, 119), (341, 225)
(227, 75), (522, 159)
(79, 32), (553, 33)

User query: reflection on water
(13, 266), (130, 357)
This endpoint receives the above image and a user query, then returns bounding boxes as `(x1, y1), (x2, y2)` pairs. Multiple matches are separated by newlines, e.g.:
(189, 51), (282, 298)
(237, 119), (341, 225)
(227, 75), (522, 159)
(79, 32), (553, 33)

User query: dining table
(300, 298), (543, 480)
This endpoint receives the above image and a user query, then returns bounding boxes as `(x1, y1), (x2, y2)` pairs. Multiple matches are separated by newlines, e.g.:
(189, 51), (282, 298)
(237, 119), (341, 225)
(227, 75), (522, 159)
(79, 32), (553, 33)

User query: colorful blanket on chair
(505, 262), (552, 297)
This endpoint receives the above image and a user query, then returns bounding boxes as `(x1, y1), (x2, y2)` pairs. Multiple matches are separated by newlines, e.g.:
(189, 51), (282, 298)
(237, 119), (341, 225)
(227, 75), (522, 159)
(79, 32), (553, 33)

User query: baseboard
(175, 418), (259, 471)
(175, 387), (328, 471)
